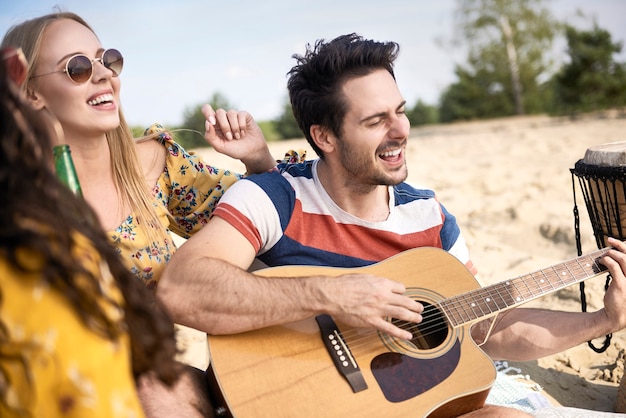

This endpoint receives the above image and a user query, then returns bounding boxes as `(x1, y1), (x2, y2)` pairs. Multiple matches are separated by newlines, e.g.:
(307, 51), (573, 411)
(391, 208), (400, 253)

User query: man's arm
(157, 216), (423, 338)
(479, 237), (626, 361)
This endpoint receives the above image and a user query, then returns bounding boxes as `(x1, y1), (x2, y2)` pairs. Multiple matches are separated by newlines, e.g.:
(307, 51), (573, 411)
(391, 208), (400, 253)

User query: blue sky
(1, 1), (624, 128)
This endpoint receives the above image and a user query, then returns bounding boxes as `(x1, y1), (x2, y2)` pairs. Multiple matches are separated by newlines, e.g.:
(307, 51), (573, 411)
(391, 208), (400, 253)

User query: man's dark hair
(287, 33), (399, 158)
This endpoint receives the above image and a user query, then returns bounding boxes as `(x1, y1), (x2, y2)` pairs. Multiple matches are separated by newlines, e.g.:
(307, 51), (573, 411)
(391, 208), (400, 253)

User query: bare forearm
(480, 307), (611, 361)
(158, 215), (425, 340)
(157, 257), (323, 335)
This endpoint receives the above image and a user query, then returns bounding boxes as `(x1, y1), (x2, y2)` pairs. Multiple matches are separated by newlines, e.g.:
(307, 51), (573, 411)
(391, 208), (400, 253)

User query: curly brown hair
(0, 50), (180, 411)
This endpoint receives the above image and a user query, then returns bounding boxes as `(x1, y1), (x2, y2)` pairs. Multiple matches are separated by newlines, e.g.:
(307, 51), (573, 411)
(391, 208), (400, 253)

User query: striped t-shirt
(212, 159), (475, 273)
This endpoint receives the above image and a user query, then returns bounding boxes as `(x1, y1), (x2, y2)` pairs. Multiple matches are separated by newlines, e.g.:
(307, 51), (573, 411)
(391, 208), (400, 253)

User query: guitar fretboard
(440, 248), (610, 327)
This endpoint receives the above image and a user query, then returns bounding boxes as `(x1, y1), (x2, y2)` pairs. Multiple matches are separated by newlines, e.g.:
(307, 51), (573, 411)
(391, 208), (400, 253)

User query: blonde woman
(2, 11), (282, 417)
(2, 11), (278, 290)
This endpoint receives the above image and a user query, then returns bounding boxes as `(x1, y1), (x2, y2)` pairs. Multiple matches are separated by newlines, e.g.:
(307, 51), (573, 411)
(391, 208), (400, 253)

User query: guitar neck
(440, 248), (610, 327)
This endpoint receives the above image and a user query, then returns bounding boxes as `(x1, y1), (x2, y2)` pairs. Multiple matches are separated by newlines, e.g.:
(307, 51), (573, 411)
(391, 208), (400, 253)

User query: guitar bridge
(315, 314), (368, 393)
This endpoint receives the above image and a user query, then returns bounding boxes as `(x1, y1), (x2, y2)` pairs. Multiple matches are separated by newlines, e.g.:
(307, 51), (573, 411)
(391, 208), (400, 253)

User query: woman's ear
(25, 85), (46, 110)
(310, 125), (336, 154)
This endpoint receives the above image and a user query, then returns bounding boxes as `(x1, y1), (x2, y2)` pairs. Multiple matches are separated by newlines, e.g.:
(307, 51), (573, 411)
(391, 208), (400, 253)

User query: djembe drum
(571, 140), (626, 413)
(572, 141), (626, 247)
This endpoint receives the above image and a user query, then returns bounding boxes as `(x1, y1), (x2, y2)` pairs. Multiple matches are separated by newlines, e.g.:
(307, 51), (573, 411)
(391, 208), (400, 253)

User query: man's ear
(310, 125), (336, 154)
(25, 85), (46, 110)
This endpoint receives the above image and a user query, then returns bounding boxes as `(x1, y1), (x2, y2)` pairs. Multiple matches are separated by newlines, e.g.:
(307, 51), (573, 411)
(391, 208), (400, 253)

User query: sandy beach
(175, 111), (626, 413)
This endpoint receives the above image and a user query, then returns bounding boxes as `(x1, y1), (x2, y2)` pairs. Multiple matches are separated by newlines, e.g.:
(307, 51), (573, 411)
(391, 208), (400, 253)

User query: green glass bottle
(53, 144), (83, 197)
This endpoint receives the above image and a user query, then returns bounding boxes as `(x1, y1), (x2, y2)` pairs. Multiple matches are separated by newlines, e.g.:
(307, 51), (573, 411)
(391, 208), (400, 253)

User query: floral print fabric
(109, 128), (241, 289)
(0, 235), (144, 417)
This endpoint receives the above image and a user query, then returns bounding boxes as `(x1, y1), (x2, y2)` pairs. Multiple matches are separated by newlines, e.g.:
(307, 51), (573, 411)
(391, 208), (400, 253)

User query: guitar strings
(335, 304), (448, 352)
(330, 250), (609, 353)
(341, 275), (564, 351)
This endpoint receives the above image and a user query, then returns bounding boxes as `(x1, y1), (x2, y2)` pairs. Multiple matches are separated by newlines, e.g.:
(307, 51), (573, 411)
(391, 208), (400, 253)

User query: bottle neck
(53, 144), (84, 198)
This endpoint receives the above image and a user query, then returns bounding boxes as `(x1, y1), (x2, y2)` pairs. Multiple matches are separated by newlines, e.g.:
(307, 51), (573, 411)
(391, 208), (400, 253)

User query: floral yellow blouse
(109, 125), (307, 288)
(109, 127), (242, 289)
(0, 235), (144, 417)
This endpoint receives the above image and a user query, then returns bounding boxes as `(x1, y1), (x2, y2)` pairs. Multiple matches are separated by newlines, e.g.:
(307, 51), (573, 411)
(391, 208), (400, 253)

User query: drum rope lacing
(571, 160), (614, 353)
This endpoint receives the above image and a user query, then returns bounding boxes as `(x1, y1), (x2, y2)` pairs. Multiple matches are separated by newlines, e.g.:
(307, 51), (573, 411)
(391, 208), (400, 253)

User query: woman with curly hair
(0, 47), (180, 417)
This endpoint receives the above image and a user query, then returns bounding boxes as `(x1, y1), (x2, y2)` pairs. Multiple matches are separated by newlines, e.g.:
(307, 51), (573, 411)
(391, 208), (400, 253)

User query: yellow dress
(109, 128), (241, 289)
(0, 235), (145, 418)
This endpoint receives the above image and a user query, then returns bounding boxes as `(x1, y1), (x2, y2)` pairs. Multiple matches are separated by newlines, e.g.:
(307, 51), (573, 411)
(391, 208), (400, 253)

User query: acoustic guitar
(206, 246), (610, 418)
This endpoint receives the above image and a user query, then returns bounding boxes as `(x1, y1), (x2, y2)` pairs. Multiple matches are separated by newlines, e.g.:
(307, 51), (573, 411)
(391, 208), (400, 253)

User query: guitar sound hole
(393, 301), (448, 350)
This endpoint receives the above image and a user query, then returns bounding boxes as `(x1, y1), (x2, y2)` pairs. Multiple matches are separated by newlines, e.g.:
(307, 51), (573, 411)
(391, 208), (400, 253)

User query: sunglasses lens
(66, 55), (92, 83)
(103, 49), (123, 76)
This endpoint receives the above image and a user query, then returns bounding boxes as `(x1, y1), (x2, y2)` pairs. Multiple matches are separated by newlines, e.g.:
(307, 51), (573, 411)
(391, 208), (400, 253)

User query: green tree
(273, 99), (303, 140)
(175, 92), (233, 150)
(447, 0), (559, 119)
(551, 24), (626, 114)
(257, 120), (281, 142)
(440, 65), (514, 122)
(406, 99), (439, 126)
(130, 126), (146, 138)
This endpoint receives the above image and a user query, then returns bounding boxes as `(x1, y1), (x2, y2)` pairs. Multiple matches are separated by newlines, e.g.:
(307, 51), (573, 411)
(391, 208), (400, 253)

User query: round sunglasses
(31, 48), (123, 84)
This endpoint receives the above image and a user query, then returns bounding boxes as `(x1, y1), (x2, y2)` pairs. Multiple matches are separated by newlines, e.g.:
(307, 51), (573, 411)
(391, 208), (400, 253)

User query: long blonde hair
(2, 11), (164, 249)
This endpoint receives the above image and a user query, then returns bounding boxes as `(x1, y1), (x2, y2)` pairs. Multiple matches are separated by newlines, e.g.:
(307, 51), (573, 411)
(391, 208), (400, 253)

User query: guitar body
(207, 248), (496, 418)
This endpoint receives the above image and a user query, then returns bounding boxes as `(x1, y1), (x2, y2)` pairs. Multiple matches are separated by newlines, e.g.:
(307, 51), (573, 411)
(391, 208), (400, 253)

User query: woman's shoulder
(135, 124), (174, 182)
(138, 123), (197, 162)
(135, 141), (166, 185)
